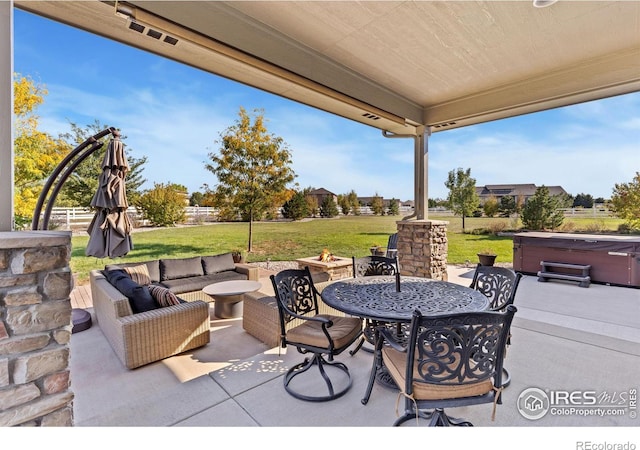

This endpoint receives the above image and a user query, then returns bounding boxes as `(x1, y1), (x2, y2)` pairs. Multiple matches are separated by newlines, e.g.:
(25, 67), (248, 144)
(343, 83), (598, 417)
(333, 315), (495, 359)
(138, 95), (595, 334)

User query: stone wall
(0, 231), (74, 426)
(396, 219), (449, 281)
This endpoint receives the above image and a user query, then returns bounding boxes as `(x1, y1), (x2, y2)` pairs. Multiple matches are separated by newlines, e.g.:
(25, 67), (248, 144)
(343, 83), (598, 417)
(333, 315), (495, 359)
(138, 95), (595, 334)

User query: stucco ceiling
(16, 1), (640, 135)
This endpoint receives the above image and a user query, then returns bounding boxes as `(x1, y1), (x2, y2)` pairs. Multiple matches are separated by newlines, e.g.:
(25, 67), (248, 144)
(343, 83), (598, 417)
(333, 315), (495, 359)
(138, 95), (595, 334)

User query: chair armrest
(234, 263), (259, 281)
(378, 326), (407, 352)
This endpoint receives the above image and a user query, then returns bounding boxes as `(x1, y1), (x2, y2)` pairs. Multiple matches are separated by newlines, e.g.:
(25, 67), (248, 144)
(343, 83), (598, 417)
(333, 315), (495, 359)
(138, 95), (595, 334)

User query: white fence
(47, 206), (220, 230)
(45, 205), (612, 230)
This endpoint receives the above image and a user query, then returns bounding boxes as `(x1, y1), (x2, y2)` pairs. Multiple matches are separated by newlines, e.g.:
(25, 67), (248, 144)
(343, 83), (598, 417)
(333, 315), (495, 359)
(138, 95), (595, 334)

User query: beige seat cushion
(382, 346), (494, 400)
(287, 314), (362, 349)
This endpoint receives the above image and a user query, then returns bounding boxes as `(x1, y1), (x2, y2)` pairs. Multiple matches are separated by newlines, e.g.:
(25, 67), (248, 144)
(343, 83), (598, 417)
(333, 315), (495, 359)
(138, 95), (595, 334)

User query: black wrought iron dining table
(320, 275), (489, 323)
(320, 275), (490, 395)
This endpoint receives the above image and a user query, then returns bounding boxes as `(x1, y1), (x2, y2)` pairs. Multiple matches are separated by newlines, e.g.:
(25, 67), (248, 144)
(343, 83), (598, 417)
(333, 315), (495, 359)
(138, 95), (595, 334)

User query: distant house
(307, 188), (337, 206)
(476, 184), (568, 204)
(358, 196), (402, 208)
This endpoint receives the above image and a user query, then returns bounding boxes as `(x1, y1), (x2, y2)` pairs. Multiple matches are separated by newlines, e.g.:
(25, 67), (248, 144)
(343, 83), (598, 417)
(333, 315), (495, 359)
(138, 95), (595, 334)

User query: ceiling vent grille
(432, 121), (457, 129)
(127, 20), (179, 46)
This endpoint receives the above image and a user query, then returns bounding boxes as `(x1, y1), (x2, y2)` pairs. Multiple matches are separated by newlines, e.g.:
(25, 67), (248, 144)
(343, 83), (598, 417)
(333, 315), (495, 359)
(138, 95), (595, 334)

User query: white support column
(0, 1), (14, 231)
(414, 125), (430, 220)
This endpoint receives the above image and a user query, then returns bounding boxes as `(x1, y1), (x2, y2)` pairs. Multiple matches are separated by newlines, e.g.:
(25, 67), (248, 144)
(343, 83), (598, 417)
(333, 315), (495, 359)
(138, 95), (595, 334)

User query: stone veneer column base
(396, 219), (449, 281)
(0, 231), (74, 427)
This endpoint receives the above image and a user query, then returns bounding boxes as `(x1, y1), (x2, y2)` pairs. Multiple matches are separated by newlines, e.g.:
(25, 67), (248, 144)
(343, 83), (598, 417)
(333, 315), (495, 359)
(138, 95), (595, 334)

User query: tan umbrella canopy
(85, 132), (133, 258)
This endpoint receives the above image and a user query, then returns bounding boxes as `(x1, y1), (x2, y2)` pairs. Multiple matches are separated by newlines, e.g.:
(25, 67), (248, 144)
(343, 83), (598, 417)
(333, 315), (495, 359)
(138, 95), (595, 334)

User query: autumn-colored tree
(483, 195), (499, 218)
(347, 190), (360, 215)
(205, 107), (296, 252)
(13, 74), (71, 226)
(370, 193), (385, 215)
(337, 194), (350, 215)
(305, 193), (319, 218)
(610, 172), (640, 230)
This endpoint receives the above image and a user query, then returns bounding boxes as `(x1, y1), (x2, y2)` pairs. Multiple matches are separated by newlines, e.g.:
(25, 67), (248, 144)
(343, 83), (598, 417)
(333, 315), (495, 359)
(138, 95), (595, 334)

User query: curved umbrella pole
(31, 127), (119, 231)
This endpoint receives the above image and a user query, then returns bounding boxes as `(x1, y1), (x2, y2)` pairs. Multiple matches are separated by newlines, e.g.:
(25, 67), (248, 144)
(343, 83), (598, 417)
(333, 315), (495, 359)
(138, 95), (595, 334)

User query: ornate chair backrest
(386, 233), (399, 258)
(270, 267), (320, 328)
(405, 305), (516, 395)
(352, 255), (398, 278)
(470, 265), (522, 311)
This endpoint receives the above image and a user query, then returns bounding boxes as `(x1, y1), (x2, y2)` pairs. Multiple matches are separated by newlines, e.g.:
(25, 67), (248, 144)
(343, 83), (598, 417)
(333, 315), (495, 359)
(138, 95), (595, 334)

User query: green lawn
(71, 214), (626, 283)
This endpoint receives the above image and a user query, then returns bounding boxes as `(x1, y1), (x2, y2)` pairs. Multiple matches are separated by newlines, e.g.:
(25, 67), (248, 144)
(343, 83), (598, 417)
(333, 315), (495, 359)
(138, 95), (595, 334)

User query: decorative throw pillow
(149, 285), (181, 307)
(202, 253), (236, 275)
(110, 274), (157, 313)
(160, 256), (204, 281)
(123, 264), (152, 286)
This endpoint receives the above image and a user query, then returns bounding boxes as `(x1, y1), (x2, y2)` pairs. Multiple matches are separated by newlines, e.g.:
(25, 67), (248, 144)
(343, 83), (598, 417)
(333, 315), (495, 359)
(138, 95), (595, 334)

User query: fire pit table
(295, 255), (353, 280)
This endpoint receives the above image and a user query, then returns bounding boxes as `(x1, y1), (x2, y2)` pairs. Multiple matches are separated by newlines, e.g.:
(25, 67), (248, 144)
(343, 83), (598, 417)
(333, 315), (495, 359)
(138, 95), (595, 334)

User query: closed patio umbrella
(85, 132), (133, 258)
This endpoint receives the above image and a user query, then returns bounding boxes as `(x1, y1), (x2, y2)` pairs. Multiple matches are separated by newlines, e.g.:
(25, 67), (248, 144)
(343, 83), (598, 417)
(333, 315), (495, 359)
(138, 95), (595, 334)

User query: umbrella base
(72, 308), (92, 333)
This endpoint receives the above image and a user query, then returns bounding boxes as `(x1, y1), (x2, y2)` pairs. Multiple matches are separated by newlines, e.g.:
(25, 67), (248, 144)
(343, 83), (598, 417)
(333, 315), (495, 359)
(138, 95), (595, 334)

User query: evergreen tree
(387, 198), (400, 216)
(521, 186), (564, 230)
(282, 190), (309, 220)
(319, 195), (339, 218)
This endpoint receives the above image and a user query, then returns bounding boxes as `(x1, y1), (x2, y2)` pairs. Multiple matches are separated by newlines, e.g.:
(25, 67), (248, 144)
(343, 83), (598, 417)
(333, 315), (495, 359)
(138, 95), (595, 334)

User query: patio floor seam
(512, 318), (640, 357)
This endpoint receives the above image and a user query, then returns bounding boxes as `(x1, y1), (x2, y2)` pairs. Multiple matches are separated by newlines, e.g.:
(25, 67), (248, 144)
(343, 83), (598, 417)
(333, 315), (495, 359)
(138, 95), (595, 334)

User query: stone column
(0, 231), (74, 426)
(396, 219), (449, 281)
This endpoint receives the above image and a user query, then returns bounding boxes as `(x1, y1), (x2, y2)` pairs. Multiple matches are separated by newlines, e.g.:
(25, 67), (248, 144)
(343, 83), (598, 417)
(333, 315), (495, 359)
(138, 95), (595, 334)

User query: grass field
(70, 214), (626, 283)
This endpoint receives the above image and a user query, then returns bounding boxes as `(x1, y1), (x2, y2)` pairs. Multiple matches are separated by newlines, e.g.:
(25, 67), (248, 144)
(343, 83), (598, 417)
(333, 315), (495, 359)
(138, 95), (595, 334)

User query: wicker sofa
(103, 254), (259, 302)
(90, 253), (259, 369)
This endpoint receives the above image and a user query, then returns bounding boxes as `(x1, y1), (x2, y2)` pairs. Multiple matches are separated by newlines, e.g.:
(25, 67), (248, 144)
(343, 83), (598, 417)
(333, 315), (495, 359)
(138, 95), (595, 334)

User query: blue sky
(14, 8), (640, 202)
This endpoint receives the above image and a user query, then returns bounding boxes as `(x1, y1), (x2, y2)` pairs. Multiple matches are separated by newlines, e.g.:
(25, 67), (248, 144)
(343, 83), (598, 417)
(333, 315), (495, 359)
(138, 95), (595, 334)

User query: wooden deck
(71, 283), (92, 309)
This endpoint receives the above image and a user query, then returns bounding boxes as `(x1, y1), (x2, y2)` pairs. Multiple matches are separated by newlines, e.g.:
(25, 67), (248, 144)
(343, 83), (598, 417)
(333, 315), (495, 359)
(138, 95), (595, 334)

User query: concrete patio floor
(67, 265), (640, 440)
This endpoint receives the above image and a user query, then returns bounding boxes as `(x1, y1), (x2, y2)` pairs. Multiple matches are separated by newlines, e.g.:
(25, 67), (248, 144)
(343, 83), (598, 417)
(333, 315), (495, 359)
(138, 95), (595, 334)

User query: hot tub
(513, 232), (640, 287)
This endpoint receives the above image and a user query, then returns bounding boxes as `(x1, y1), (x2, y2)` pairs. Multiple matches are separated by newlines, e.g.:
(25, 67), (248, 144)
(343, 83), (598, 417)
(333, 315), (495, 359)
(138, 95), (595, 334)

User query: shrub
(584, 219), (607, 233)
(135, 183), (187, 227)
(617, 223), (632, 234)
(487, 220), (508, 235)
(560, 221), (576, 232)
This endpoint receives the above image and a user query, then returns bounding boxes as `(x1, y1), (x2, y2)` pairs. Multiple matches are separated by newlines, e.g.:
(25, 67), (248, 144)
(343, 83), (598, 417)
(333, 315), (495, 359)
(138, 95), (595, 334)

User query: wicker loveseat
(90, 253), (259, 369)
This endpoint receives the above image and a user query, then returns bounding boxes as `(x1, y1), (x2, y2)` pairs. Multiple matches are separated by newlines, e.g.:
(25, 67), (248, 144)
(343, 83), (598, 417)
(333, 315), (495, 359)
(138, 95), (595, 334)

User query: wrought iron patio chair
(469, 264), (522, 387)
(270, 267), (363, 402)
(385, 232), (399, 259)
(363, 305), (517, 426)
(469, 264), (522, 311)
(349, 255), (400, 356)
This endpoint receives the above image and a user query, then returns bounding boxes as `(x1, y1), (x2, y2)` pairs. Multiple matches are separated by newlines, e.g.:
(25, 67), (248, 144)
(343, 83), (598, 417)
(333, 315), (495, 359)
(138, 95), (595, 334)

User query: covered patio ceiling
(16, 0), (640, 136)
(4, 0), (639, 226)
